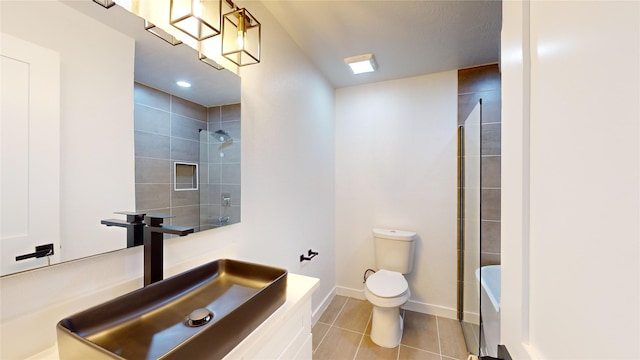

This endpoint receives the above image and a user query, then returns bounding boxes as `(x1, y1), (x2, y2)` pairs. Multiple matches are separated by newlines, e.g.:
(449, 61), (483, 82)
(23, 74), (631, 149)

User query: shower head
(214, 129), (232, 143)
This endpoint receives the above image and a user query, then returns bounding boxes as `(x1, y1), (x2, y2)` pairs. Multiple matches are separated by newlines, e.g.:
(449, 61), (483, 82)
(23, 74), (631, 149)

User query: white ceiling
(66, 0), (501, 102)
(260, 0), (502, 88)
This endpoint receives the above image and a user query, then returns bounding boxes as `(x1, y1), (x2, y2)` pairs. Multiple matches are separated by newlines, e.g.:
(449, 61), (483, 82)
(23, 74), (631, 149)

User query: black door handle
(15, 244), (54, 261)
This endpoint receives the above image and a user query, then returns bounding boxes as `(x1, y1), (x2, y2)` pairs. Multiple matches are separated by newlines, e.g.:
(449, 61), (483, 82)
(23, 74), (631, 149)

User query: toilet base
(370, 306), (403, 348)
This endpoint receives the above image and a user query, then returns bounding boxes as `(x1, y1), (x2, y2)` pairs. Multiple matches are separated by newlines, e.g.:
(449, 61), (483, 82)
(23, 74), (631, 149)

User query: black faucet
(101, 211), (146, 247)
(143, 214), (194, 286)
(102, 212), (194, 286)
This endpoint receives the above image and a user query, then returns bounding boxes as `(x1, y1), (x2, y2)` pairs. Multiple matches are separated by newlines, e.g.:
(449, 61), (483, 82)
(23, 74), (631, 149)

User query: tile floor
(312, 296), (469, 360)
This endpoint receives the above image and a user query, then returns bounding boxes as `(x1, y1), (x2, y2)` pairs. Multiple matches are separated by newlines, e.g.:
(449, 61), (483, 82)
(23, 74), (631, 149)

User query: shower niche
(174, 162), (198, 191)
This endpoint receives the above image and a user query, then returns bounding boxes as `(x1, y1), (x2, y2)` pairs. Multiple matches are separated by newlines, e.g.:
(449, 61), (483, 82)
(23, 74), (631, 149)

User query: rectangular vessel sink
(57, 259), (287, 360)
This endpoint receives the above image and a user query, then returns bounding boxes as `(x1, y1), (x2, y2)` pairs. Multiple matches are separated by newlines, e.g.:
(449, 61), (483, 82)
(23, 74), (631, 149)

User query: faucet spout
(143, 214), (194, 286)
(101, 211), (146, 247)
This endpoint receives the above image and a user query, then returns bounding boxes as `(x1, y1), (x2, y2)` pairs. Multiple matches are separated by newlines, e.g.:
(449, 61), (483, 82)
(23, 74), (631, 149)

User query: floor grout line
(436, 315), (443, 358)
(314, 298), (469, 360)
(313, 296), (350, 355)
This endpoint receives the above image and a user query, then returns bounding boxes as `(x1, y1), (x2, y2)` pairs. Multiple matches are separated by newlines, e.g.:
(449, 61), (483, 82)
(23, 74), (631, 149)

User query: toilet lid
(366, 270), (408, 298)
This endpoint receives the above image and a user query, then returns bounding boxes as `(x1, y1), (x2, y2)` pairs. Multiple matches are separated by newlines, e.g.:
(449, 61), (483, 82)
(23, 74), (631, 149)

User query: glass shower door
(459, 101), (482, 356)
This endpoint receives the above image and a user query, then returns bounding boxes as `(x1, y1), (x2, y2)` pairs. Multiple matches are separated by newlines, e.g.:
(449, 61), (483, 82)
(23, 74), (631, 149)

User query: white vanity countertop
(27, 273), (320, 360)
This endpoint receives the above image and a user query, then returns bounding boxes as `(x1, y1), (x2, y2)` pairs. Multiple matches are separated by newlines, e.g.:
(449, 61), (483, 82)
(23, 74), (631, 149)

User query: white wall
(238, 0), (336, 316)
(335, 71), (459, 318)
(0, 1), (336, 358)
(501, 1), (640, 358)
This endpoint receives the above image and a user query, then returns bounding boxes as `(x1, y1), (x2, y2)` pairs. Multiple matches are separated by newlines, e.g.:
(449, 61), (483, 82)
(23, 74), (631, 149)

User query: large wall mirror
(0, 0), (240, 276)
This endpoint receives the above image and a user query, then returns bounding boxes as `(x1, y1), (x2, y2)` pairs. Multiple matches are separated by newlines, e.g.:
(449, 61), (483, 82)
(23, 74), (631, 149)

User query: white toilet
(365, 228), (417, 348)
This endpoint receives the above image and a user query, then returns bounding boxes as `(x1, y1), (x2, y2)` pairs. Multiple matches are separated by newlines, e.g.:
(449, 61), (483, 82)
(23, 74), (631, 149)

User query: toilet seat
(366, 269), (408, 298)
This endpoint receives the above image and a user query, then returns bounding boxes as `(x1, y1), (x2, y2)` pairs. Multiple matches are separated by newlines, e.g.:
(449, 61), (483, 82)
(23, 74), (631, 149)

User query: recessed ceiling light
(344, 53), (377, 74)
(176, 81), (192, 88)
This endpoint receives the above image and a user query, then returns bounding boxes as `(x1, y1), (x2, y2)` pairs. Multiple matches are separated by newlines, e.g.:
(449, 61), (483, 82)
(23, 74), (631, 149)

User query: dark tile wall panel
(458, 64), (502, 268)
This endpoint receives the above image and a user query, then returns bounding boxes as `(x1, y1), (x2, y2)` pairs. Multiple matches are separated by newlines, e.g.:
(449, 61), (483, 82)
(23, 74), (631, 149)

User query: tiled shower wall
(458, 64), (502, 266)
(133, 82), (240, 231)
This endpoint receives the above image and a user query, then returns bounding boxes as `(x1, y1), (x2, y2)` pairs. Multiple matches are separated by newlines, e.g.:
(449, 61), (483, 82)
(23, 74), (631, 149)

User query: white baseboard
(462, 311), (480, 325)
(312, 287), (337, 326)
(335, 285), (366, 300)
(334, 286), (458, 320)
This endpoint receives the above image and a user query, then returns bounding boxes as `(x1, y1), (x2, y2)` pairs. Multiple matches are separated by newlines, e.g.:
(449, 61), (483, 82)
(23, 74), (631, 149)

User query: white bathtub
(475, 265), (501, 358)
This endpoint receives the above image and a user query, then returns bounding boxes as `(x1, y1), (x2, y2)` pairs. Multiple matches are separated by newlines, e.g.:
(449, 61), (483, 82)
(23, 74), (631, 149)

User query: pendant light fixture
(198, 42), (224, 70)
(222, 8), (261, 66)
(145, 20), (183, 46)
(93, 0), (262, 71)
(170, 0), (223, 41)
(92, 0), (116, 9)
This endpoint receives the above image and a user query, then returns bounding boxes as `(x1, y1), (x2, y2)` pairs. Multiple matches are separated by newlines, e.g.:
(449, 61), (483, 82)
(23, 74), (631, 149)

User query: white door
(1, 33), (60, 275)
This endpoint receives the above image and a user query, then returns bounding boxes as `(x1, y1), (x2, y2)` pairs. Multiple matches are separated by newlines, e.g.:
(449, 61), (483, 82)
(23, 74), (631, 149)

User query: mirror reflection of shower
(198, 105), (241, 230)
(214, 129), (233, 158)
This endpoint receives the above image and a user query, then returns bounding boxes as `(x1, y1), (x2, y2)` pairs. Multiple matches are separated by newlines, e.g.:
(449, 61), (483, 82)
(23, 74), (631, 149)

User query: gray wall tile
(171, 114), (206, 141)
(220, 142), (240, 163)
(136, 157), (170, 183)
(222, 120), (241, 140)
(170, 205), (200, 228)
(134, 104), (170, 135)
(221, 163), (240, 185)
(171, 188), (200, 207)
(171, 96), (206, 121)
(221, 103), (241, 121)
(207, 106), (221, 124)
(481, 189), (501, 221)
(481, 156), (501, 188)
(136, 183), (170, 210)
(481, 221), (501, 253)
(171, 138), (199, 162)
(134, 131), (170, 159)
(481, 123), (501, 156)
(135, 83), (241, 231)
(134, 82), (170, 111)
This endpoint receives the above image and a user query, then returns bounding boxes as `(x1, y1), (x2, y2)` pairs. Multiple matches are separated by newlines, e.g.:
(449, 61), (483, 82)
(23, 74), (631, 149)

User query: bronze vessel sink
(57, 259), (288, 359)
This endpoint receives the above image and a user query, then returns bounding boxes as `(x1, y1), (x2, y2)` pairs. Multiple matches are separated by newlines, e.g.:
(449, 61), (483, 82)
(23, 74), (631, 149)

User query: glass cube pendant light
(222, 8), (261, 66)
(170, 0), (222, 41)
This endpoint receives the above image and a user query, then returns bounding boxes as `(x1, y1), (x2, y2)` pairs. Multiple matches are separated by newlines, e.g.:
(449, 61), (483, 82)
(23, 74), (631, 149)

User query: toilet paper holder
(300, 249), (319, 262)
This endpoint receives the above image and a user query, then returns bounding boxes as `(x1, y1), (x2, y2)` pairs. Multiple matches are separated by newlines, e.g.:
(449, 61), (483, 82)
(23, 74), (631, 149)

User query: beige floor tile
(437, 317), (469, 360)
(355, 335), (398, 360)
(399, 346), (442, 360)
(318, 295), (349, 325)
(401, 311), (440, 353)
(333, 298), (373, 333)
(313, 327), (362, 360)
(312, 322), (331, 352)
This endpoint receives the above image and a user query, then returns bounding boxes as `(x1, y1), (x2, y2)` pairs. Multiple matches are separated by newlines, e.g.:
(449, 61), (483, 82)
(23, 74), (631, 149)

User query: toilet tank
(373, 228), (417, 274)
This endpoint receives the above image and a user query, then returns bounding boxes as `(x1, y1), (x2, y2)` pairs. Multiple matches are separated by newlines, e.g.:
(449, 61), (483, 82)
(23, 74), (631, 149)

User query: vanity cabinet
(223, 273), (318, 360)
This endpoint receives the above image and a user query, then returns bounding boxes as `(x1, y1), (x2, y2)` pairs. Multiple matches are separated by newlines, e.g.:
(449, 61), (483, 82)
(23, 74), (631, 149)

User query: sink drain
(185, 308), (213, 327)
